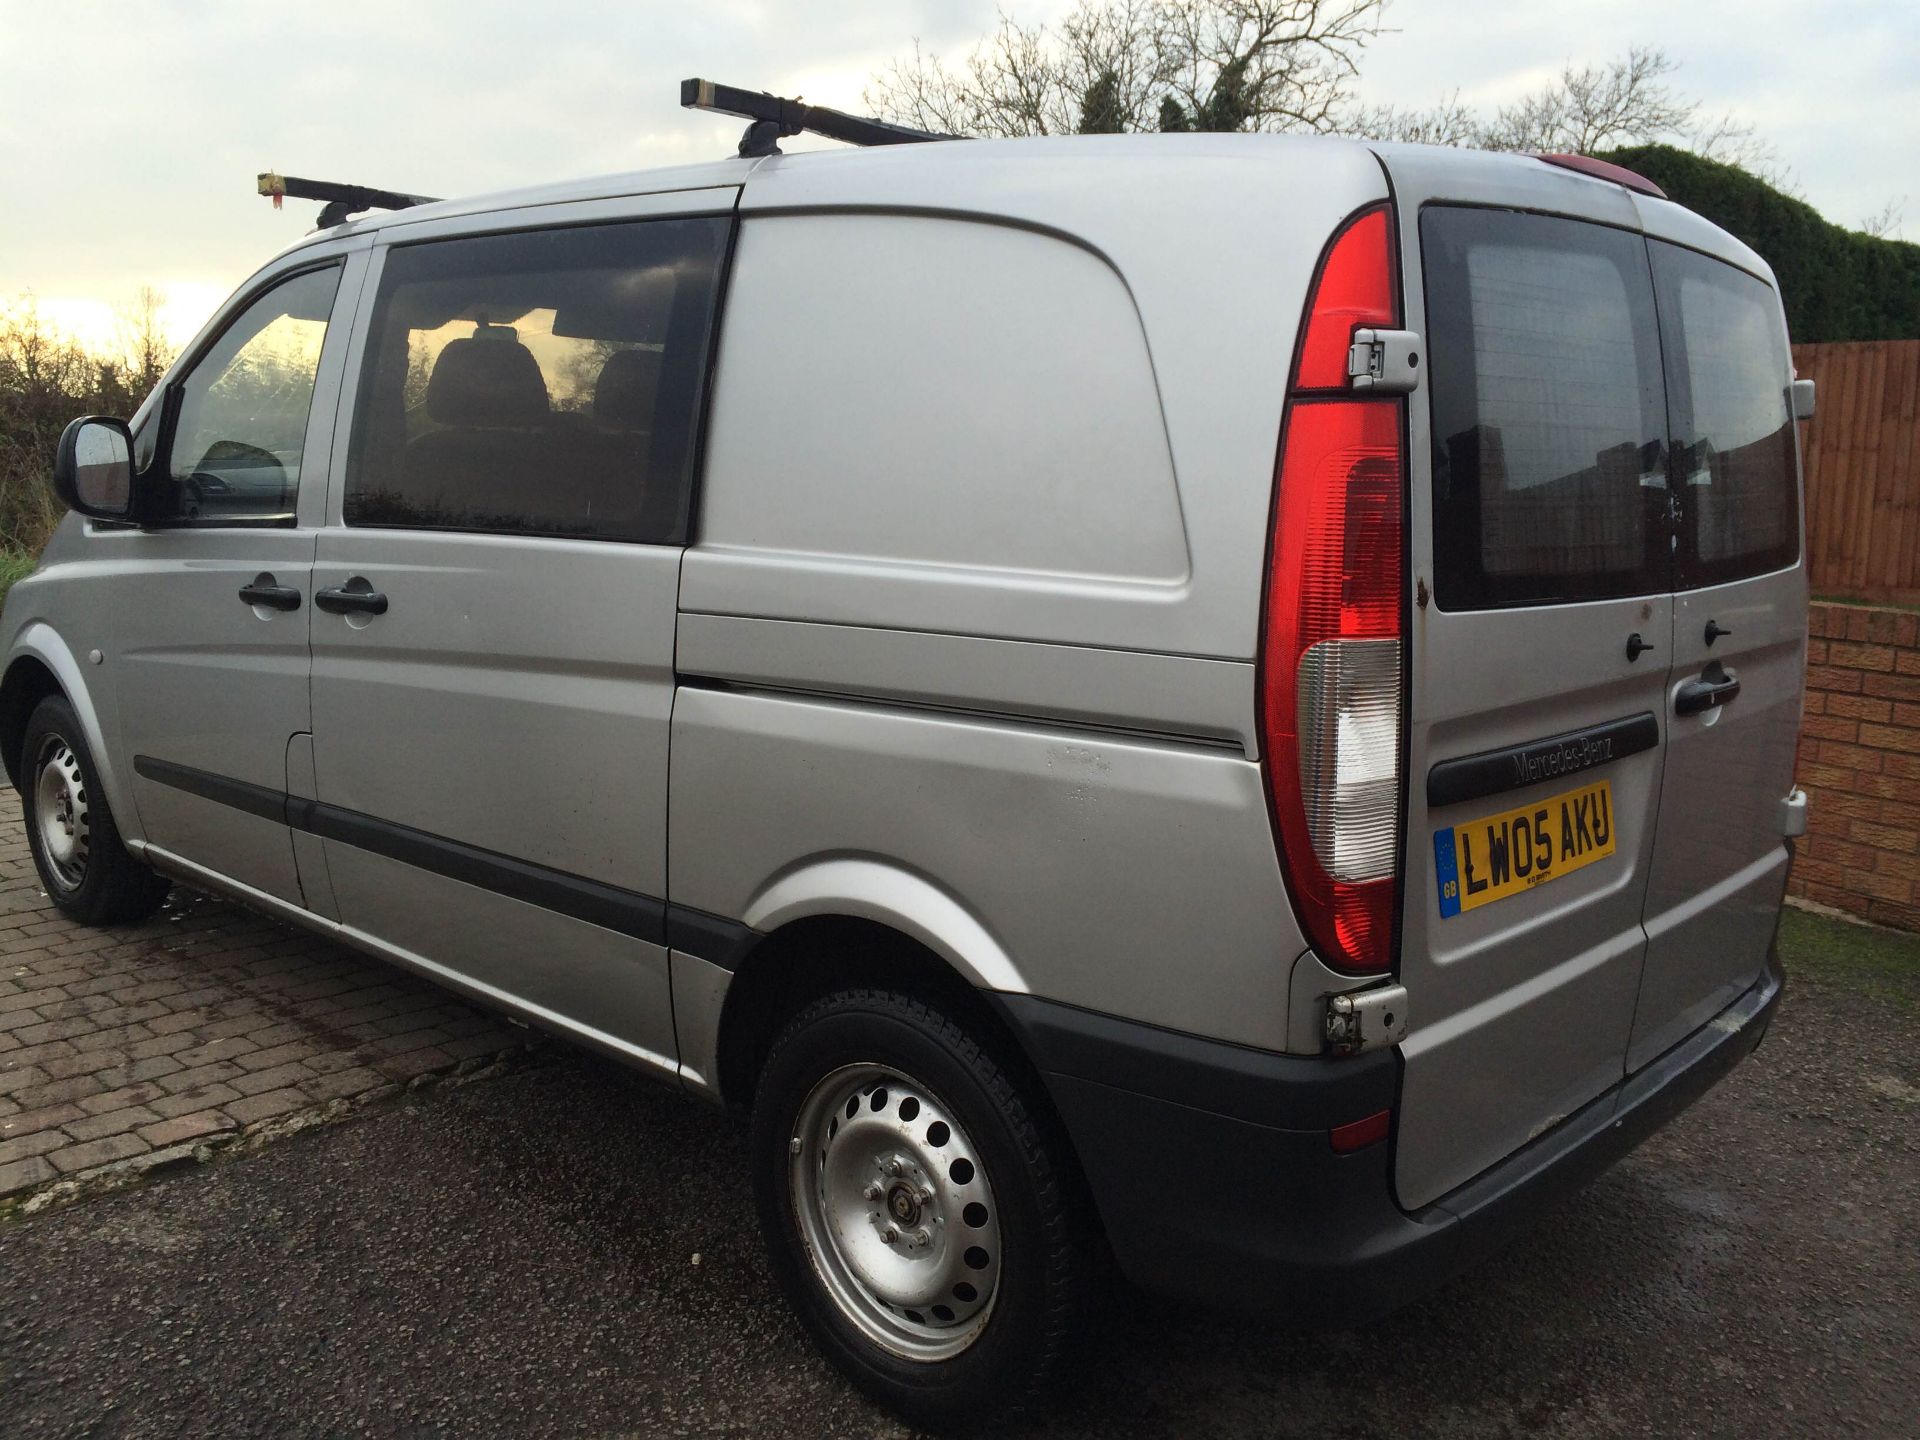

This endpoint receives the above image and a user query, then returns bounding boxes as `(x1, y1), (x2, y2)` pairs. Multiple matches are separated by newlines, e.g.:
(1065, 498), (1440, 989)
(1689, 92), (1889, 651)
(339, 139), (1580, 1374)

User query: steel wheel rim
(33, 734), (90, 892)
(789, 1063), (1004, 1363)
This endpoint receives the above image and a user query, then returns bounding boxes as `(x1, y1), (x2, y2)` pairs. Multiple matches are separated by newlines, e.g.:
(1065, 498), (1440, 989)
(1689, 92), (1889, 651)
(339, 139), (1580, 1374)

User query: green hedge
(1599, 144), (1920, 343)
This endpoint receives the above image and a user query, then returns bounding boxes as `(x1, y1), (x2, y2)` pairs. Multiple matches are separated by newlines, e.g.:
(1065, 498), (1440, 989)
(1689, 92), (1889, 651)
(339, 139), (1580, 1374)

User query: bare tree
(867, 0), (1388, 137)
(1859, 196), (1906, 240)
(1355, 45), (1784, 183)
(113, 285), (171, 398)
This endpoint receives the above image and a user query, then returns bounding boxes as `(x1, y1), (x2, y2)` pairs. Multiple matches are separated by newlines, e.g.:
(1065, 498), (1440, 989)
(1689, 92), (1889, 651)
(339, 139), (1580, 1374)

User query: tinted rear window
(1651, 240), (1799, 588)
(1422, 207), (1669, 610)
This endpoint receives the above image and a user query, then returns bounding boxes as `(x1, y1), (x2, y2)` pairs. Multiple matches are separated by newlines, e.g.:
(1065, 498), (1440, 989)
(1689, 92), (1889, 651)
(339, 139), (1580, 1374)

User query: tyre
(19, 694), (171, 926)
(751, 987), (1096, 1431)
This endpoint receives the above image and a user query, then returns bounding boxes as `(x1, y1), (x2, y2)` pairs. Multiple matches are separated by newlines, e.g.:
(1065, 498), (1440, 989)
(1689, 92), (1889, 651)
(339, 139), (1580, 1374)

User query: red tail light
(1260, 204), (1405, 974)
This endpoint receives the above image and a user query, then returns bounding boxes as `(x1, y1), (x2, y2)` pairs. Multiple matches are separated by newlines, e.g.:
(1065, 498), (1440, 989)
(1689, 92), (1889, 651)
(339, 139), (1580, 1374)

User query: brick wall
(1791, 600), (1920, 929)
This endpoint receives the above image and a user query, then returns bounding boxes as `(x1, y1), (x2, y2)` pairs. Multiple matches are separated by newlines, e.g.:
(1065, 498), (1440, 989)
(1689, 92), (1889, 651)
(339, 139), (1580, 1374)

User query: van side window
(344, 217), (729, 545)
(1422, 208), (1668, 610)
(1650, 243), (1799, 588)
(153, 264), (342, 526)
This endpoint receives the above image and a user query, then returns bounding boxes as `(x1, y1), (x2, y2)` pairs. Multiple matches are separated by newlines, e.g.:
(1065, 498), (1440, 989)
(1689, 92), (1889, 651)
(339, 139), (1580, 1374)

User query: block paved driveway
(0, 787), (535, 1205)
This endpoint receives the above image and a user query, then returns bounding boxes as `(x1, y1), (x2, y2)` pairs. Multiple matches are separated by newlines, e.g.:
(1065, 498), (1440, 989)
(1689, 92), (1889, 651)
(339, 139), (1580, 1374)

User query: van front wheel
(751, 988), (1094, 1429)
(20, 694), (171, 926)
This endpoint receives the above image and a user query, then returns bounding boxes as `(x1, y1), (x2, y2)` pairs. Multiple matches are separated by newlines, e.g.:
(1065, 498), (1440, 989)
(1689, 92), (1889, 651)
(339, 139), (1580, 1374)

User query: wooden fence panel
(1793, 340), (1920, 603)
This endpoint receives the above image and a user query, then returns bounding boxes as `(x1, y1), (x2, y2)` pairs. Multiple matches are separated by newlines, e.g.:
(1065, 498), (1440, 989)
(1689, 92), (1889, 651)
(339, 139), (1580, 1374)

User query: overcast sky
(2, 0), (1913, 350)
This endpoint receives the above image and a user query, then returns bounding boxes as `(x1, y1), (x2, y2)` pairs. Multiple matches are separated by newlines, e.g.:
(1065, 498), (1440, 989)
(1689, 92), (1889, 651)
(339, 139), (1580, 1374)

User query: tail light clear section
(1261, 205), (1405, 974)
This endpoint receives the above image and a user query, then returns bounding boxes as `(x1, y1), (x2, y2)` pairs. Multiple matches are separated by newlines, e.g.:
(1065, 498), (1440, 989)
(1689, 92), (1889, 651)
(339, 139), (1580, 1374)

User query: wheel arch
(712, 913), (1045, 1123)
(0, 628), (123, 793)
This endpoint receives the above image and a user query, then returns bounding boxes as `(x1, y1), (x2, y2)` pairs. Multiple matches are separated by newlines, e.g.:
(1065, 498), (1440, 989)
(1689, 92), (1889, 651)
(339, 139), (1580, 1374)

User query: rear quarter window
(1421, 207), (1669, 610)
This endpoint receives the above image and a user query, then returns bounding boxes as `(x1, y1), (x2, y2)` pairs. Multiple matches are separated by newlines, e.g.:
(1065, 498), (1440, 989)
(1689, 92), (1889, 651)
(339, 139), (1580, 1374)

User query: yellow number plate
(1433, 778), (1616, 917)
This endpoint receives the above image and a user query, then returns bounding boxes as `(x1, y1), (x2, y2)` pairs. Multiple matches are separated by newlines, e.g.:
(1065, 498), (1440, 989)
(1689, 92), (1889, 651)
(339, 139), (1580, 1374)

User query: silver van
(5, 119), (1805, 1427)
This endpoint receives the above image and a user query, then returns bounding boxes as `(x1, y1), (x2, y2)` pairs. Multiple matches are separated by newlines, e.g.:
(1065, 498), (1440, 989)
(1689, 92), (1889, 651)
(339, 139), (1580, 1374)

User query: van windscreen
(1422, 207), (1669, 610)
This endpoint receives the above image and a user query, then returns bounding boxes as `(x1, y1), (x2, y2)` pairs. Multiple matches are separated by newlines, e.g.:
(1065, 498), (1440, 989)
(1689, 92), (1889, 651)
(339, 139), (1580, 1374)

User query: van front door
(110, 252), (363, 907)
(1630, 239), (1806, 1069)
(306, 205), (731, 1068)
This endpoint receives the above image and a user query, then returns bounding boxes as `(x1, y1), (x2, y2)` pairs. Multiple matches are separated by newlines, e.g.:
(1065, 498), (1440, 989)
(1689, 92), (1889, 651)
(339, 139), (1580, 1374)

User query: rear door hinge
(1347, 328), (1422, 394)
(1324, 983), (1410, 1057)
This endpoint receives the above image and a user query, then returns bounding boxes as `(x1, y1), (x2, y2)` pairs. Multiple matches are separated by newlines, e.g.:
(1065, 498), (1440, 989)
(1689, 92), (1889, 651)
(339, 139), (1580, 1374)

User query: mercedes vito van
(5, 129), (1807, 1427)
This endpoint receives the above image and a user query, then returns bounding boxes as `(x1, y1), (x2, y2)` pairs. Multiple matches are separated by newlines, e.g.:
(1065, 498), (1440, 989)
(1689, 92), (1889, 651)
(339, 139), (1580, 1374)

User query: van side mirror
(1791, 378), (1816, 421)
(52, 417), (137, 521)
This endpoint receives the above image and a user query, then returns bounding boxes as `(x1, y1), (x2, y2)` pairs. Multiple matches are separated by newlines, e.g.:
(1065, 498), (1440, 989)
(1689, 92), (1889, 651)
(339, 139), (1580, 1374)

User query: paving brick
(0, 1129), (67, 1166)
(137, 1111), (235, 1148)
(0, 1154), (56, 1194)
(148, 1084), (243, 1119)
(76, 1081), (167, 1115)
(62, 1105), (163, 1144)
(0, 1064), (51, 1098)
(47, 1132), (150, 1173)
(301, 1075), (384, 1105)
(224, 1088), (309, 1125)
(1, 1101), (88, 1137)
(9, 1075), (105, 1109)
(229, 1062), (314, 1098)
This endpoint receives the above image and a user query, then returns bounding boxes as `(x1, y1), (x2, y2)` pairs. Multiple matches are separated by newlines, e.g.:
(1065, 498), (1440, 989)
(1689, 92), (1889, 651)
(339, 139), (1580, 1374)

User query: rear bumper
(996, 948), (1783, 1325)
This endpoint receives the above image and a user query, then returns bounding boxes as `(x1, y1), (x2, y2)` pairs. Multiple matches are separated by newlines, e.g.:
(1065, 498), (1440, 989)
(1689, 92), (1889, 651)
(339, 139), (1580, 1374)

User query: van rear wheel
(750, 987), (1094, 1429)
(20, 694), (171, 926)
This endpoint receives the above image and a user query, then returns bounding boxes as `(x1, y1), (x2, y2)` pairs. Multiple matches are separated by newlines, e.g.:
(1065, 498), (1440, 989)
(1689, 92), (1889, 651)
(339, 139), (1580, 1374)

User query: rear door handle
(313, 578), (389, 616)
(237, 574), (301, 611)
(1675, 667), (1741, 716)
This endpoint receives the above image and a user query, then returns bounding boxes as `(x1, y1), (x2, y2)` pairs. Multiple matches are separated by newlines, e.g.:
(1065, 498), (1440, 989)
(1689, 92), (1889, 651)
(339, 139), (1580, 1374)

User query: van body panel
(668, 685), (1304, 1050)
(686, 136), (1391, 662)
(674, 612), (1259, 753)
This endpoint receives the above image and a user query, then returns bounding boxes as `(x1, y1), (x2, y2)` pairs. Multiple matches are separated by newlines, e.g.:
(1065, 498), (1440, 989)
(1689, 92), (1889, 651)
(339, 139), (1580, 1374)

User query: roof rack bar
(257, 173), (441, 228)
(680, 78), (957, 158)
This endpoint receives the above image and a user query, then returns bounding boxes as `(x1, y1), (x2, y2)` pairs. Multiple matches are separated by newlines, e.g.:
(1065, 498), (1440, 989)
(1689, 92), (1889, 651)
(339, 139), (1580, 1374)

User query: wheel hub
(33, 737), (90, 891)
(790, 1064), (1004, 1363)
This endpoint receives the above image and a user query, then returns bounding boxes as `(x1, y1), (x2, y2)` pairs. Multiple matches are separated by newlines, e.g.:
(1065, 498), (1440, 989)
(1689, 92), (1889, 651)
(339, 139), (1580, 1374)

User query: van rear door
(1395, 199), (1677, 1209)
(1628, 237), (1806, 1069)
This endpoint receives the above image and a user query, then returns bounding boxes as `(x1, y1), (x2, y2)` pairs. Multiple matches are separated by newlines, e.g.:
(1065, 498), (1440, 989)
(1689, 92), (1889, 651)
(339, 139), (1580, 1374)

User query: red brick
(1814, 742), (1884, 773)
(1859, 723), (1920, 755)
(1804, 668), (1866, 695)
(1848, 819), (1920, 852)
(1863, 671), (1920, 701)
(1828, 694), (1893, 723)
(1802, 714), (1859, 743)
(1830, 641), (1898, 672)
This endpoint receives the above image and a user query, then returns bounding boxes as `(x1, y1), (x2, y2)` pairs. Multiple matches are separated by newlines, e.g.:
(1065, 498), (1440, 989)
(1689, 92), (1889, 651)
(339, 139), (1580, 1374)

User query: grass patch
(1779, 906), (1920, 1011)
(0, 544), (37, 611)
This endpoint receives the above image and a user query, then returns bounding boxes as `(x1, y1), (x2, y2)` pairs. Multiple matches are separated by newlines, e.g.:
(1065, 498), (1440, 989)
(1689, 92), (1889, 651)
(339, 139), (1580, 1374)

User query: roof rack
(680, 78), (958, 158)
(257, 173), (441, 229)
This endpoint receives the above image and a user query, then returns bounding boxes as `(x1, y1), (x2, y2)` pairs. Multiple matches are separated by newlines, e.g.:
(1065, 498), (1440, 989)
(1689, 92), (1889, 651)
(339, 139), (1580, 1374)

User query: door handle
(313, 578), (389, 616)
(237, 574), (301, 612)
(1675, 666), (1741, 716)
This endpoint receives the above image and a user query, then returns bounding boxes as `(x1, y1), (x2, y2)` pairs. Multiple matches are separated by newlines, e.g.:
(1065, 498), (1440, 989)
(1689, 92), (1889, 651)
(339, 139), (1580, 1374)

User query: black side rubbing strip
(133, 755), (759, 967)
(134, 755), (288, 825)
(1426, 713), (1659, 809)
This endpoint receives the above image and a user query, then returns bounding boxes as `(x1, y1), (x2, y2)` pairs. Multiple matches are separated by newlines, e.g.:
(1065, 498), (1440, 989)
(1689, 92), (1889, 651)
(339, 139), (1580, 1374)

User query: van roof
(267, 133), (1769, 287)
